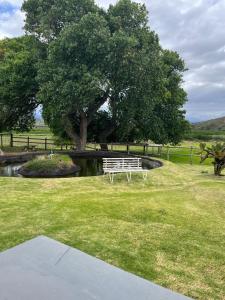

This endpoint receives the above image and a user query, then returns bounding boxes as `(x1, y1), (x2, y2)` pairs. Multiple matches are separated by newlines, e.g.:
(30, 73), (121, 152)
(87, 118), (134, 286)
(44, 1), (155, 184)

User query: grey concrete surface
(0, 236), (192, 300)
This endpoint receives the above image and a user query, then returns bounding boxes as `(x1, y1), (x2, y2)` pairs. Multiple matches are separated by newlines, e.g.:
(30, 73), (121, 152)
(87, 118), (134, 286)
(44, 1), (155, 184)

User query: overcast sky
(0, 0), (225, 122)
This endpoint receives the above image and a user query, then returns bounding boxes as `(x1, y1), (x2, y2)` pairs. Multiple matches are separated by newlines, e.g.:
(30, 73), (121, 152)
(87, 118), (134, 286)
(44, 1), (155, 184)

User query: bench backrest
(103, 158), (142, 170)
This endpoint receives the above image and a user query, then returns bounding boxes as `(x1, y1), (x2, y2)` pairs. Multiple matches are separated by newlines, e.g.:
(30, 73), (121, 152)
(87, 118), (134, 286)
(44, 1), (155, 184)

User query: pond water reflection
(0, 156), (151, 178)
(0, 158), (104, 178)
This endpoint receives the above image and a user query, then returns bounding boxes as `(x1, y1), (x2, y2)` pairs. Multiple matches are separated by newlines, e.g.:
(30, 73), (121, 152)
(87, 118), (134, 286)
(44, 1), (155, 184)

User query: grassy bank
(22, 154), (73, 172)
(0, 161), (224, 299)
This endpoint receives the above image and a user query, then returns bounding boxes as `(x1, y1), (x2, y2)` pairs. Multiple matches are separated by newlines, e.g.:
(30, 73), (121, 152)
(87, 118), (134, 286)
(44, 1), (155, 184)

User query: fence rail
(0, 133), (201, 164)
(0, 133), (76, 151)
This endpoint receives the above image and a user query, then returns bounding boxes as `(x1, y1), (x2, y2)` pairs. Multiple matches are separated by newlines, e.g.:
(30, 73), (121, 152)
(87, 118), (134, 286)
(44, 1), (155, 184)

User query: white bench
(103, 157), (148, 182)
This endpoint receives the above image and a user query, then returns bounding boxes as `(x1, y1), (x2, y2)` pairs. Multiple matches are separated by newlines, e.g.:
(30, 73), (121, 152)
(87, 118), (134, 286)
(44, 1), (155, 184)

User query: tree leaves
(0, 36), (39, 132)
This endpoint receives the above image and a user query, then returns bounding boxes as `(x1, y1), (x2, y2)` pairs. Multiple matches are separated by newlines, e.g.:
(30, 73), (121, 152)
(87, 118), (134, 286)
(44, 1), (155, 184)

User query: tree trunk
(214, 159), (225, 176)
(63, 114), (87, 151)
(99, 123), (116, 151)
(79, 112), (87, 151)
(100, 143), (109, 151)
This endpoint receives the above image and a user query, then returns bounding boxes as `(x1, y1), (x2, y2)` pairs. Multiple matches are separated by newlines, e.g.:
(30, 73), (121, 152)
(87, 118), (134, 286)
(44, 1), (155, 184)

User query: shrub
(200, 143), (225, 176)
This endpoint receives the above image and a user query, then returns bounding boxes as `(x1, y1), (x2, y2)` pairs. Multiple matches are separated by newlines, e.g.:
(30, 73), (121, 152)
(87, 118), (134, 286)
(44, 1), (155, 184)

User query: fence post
(152, 146), (154, 155)
(190, 146), (194, 165)
(45, 138), (47, 150)
(145, 144), (148, 156)
(127, 144), (130, 154)
(0, 134), (3, 147)
(10, 133), (13, 148)
(158, 146), (162, 157)
(143, 144), (147, 155)
(27, 136), (30, 149)
(167, 146), (170, 161)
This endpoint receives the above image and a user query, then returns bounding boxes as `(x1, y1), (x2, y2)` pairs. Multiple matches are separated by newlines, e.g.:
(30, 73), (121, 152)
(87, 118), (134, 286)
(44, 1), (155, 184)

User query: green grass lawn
(0, 161), (225, 299)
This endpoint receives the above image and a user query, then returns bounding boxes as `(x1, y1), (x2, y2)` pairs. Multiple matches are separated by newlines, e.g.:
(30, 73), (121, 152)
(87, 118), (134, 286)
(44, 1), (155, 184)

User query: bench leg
(112, 173), (114, 183)
(109, 173), (114, 183)
(126, 172), (132, 182)
(143, 171), (148, 180)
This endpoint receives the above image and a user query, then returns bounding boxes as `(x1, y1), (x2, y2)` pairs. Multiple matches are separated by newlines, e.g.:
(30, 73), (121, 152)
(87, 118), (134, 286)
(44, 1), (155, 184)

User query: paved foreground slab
(0, 236), (192, 300)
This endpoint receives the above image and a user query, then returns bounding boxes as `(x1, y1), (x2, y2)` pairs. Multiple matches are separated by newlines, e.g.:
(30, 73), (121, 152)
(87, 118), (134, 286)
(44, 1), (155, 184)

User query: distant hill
(193, 116), (225, 131)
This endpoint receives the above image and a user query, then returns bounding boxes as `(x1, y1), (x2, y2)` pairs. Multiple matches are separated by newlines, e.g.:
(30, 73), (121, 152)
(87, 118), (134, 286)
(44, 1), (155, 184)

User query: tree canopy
(22, 0), (99, 41)
(0, 36), (38, 132)
(8, 0), (189, 149)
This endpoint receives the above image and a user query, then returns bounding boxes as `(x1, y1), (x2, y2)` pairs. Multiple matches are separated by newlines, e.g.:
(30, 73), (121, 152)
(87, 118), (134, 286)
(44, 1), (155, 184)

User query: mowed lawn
(0, 161), (225, 299)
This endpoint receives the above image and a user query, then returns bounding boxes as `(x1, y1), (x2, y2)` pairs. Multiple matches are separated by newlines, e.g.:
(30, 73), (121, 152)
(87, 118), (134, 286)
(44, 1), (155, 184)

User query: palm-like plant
(200, 143), (225, 176)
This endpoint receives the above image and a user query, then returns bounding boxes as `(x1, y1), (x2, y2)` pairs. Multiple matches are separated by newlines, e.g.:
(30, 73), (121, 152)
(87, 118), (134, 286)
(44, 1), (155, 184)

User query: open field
(0, 161), (225, 299)
(185, 129), (225, 142)
(15, 127), (53, 138)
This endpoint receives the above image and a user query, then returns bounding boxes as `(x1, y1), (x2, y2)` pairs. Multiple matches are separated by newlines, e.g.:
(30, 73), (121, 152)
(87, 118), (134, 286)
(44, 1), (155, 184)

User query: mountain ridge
(193, 116), (225, 131)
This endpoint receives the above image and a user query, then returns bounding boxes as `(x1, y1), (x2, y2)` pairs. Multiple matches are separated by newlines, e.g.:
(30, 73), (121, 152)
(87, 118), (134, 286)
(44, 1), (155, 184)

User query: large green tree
(0, 36), (39, 132)
(23, 0), (189, 150)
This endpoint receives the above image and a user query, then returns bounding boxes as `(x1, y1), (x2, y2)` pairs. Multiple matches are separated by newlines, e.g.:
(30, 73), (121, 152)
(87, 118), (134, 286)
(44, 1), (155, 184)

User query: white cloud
(0, 1), (24, 38)
(0, 0), (24, 7)
(149, 0), (225, 121)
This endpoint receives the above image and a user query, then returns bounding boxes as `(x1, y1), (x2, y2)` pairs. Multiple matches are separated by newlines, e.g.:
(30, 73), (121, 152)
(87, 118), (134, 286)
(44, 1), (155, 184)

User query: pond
(0, 157), (151, 178)
(0, 158), (104, 178)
